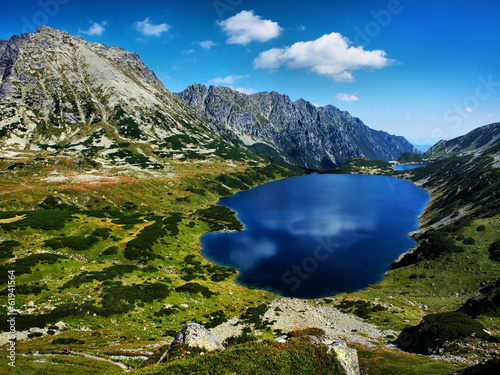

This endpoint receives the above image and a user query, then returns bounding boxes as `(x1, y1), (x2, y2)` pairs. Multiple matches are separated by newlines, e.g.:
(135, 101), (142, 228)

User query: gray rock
(157, 323), (224, 364)
(321, 336), (360, 375)
(275, 333), (360, 375)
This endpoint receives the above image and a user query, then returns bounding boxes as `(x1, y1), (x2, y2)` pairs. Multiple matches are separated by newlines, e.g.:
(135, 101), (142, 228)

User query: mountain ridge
(177, 83), (419, 170)
(425, 122), (500, 159)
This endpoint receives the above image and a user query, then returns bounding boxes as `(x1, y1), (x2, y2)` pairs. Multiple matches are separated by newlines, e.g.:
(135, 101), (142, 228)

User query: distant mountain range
(178, 84), (418, 170)
(0, 26), (416, 171)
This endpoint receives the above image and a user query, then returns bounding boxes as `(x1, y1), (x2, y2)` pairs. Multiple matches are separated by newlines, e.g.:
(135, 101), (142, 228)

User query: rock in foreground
(157, 323), (224, 363)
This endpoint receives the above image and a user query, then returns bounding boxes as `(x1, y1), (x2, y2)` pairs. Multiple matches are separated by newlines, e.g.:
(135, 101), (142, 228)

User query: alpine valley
(0, 27), (499, 375)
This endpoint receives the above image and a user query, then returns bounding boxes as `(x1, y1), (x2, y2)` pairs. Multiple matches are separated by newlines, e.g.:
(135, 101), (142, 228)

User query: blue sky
(2, 0), (499, 147)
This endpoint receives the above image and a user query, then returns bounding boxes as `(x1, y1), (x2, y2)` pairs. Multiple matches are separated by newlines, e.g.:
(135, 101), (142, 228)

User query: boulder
(321, 336), (360, 375)
(275, 333), (359, 375)
(157, 323), (224, 363)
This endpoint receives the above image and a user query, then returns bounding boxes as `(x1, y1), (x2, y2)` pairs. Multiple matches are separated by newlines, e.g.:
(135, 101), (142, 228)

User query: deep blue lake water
(200, 174), (430, 299)
(393, 164), (426, 171)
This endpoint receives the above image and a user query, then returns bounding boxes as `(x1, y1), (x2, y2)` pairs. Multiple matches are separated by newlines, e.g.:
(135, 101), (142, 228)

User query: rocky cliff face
(178, 84), (418, 170)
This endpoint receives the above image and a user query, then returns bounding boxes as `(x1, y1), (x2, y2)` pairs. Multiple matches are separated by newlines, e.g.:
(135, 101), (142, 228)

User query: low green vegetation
(138, 337), (345, 375)
(336, 299), (387, 319)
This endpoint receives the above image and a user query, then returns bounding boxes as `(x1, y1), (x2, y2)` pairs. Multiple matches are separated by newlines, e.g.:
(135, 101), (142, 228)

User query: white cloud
(218, 10), (282, 45)
(235, 87), (257, 95)
(80, 21), (107, 36)
(135, 17), (171, 37)
(199, 40), (216, 49)
(463, 107), (473, 113)
(209, 74), (249, 85)
(487, 114), (494, 117)
(183, 49), (194, 54)
(335, 93), (359, 102)
(254, 32), (394, 82)
(405, 115), (411, 119)
(298, 25), (306, 31)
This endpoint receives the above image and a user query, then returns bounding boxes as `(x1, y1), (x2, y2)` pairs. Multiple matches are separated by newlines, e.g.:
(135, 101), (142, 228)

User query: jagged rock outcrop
(157, 323), (224, 363)
(276, 333), (359, 375)
(178, 84), (418, 170)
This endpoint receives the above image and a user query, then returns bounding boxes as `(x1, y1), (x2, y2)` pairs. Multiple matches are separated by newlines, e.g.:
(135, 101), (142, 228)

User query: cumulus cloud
(199, 40), (216, 49)
(335, 93), (359, 102)
(80, 21), (107, 36)
(218, 10), (282, 45)
(463, 107), (474, 113)
(135, 17), (171, 37)
(254, 32), (394, 82)
(209, 74), (249, 85)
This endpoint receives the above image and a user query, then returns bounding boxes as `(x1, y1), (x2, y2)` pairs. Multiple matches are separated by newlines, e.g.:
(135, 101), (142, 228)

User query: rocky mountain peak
(178, 84), (419, 170)
(0, 27), (220, 164)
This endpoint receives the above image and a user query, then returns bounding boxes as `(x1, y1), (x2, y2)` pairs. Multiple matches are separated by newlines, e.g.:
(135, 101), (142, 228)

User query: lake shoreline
(201, 173), (430, 299)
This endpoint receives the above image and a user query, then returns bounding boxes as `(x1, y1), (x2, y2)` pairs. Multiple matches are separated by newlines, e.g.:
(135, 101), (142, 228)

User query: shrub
(92, 228), (112, 239)
(477, 225), (486, 232)
(0, 240), (20, 259)
(154, 306), (179, 317)
(415, 230), (464, 260)
(124, 218), (166, 261)
(164, 213), (183, 236)
(0, 284), (47, 295)
(337, 299), (387, 319)
(287, 327), (326, 338)
(175, 282), (217, 298)
(44, 235), (99, 251)
(240, 303), (275, 329)
(463, 237), (476, 245)
(203, 309), (228, 328)
(215, 174), (249, 190)
(0, 210), (74, 231)
(101, 246), (119, 256)
(488, 241), (500, 262)
(61, 265), (138, 289)
(39, 196), (70, 210)
(52, 338), (84, 345)
(196, 205), (243, 232)
(223, 331), (257, 347)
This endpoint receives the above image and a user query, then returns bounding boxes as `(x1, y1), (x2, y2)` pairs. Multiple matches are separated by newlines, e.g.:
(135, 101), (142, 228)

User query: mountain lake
(200, 173), (430, 299)
(393, 164), (427, 171)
